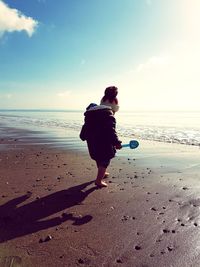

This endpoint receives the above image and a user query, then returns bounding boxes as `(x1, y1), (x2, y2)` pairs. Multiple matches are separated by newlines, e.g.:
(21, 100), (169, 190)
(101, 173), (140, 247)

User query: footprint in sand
(78, 257), (91, 265)
(182, 186), (189, 190)
(151, 207), (157, 211)
(167, 246), (174, 252)
(121, 215), (130, 221)
(163, 229), (170, 233)
(160, 246), (174, 255)
(135, 245), (141, 250)
(116, 258), (123, 263)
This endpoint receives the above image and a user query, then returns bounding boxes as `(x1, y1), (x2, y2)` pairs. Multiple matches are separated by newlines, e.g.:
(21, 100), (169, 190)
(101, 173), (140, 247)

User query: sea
(0, 110), (199, 149)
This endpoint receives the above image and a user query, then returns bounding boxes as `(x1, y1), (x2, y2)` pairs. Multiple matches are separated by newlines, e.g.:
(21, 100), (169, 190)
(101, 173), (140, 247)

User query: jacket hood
(84, 104), (113, 116)
(86, 104), (112, 112)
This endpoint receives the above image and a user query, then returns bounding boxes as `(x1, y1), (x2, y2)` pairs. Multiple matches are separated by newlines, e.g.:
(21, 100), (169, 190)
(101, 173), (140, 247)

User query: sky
(0, 0), (200, 111)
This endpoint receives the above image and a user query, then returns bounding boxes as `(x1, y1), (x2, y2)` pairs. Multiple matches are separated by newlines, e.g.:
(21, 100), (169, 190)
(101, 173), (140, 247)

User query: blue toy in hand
(121, 140), (139, 149)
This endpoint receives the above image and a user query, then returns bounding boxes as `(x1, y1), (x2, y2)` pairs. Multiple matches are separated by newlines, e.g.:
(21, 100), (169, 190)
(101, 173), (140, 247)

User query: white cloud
(136, 55), (170, 72)
(0, 0), (38, 37)
(57, 91), (71, 97)
(109, 42), (200, 111)
(0, 93), (13, 99)
(6, 93), (12, 98)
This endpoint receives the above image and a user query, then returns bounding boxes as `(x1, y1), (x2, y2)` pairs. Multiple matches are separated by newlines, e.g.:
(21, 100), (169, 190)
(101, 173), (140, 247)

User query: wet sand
(0, 127), (200, 267)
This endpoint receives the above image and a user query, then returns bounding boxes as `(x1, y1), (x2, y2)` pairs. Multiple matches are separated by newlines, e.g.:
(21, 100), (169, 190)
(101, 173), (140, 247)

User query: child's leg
(95, 166), (107, 187)
(95, 160), (110, 187)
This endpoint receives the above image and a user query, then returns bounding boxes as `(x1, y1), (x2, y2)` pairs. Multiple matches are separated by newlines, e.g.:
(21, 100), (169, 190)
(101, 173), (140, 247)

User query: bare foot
(104, 172), (110, 178)
(95, 180), (108, 188)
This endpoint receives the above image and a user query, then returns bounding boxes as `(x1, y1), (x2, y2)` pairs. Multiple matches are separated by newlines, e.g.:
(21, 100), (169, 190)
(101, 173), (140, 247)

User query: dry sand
(0, 127), (200, 267)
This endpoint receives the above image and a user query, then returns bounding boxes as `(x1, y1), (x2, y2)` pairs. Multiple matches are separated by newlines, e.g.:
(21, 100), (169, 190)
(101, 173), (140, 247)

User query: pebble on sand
(39, 235), (53, 243)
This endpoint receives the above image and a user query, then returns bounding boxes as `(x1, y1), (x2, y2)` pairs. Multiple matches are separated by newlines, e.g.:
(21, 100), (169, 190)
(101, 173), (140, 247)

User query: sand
(0, 127), (200, 267)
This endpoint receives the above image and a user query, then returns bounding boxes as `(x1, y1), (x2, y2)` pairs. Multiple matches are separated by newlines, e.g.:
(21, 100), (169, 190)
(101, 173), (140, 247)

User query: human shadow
(0, 180), (96, 243)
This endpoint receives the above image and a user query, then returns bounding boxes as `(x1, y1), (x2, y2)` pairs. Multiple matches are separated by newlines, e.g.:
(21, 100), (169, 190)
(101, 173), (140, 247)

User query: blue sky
(0, 0), (200, 110)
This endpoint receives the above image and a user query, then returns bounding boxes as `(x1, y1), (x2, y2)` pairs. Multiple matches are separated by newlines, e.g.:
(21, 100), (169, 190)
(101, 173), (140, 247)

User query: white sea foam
(0, 110), (199, 147)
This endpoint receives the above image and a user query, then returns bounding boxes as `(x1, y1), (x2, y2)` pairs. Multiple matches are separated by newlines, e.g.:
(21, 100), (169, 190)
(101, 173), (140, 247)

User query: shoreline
(0, 126), (200, 266)
(1, 108), (200, 148)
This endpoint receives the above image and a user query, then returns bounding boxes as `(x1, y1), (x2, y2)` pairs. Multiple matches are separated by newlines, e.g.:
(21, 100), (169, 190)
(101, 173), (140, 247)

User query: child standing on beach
(80, 86), (122, 188)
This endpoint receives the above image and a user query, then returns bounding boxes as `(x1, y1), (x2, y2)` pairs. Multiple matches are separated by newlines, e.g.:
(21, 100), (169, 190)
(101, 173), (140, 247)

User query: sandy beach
(0, 126), (200, 267)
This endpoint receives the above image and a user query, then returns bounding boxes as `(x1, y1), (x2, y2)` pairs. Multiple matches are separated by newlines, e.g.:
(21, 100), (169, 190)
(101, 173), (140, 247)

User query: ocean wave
(0, 113), (199, 147)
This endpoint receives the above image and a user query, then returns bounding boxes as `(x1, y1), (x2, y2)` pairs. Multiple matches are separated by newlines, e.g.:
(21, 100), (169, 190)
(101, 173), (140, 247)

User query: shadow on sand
(0, 181), (96, 242)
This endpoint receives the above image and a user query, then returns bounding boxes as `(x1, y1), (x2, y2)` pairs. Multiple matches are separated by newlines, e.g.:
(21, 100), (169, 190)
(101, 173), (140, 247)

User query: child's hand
(115, 142), (122, 150)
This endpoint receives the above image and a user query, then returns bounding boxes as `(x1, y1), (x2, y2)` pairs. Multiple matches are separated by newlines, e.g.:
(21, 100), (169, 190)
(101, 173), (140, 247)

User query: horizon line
(0, 109), (200, 113)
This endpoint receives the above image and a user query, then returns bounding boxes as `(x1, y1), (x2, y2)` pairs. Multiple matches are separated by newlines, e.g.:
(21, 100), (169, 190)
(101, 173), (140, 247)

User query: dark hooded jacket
(80, 105), (121, 161)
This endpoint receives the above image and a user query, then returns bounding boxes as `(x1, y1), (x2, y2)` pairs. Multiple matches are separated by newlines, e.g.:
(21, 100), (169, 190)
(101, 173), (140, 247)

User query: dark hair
(101, 86), (118, 103)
